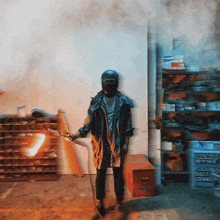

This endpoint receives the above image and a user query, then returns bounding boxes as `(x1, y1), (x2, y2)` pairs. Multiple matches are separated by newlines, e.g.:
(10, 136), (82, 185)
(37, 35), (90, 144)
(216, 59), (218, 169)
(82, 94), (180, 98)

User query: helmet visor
(102, 79), (117, 97)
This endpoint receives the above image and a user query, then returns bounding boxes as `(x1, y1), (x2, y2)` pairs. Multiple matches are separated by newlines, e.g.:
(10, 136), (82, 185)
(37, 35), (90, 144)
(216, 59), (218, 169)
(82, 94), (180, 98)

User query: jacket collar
(90, 90), (134, 111)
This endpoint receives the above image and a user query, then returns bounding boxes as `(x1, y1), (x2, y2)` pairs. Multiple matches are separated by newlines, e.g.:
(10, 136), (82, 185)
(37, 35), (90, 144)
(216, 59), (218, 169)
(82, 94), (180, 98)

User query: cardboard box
(166, 152), (183, 171)
(162, 141), (172, 151)
(163, 55), (185, 70)
(166, 159), (183, 171)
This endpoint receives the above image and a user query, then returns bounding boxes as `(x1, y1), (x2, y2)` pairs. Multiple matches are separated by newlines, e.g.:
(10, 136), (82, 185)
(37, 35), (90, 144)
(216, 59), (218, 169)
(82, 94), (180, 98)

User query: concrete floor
(0, 175), (220, 220)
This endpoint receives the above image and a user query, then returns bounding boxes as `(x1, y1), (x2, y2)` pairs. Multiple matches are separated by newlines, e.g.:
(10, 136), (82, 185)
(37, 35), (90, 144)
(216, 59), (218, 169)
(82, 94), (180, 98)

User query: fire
(26, 133), (46, 157)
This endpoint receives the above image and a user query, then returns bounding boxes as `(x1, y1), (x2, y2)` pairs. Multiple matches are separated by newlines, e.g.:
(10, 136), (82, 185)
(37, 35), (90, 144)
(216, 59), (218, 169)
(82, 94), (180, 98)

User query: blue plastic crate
(189, 141), (220, 152)
(189, 145), (220, 189)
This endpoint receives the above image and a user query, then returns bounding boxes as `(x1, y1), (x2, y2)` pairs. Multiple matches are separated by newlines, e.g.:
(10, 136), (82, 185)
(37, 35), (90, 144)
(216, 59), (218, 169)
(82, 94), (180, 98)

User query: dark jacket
(78, 90), (134, 169)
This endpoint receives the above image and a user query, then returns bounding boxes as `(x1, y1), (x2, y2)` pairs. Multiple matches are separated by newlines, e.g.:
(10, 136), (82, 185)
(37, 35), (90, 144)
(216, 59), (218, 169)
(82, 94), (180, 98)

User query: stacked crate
(124, 154), (157, 197)
(0, 115), (59, 182)
(189, 141), (220, 189)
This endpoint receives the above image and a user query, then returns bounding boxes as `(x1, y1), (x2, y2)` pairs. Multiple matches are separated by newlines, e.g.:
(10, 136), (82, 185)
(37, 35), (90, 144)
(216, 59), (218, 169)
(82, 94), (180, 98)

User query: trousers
(96, 166), (124, 202)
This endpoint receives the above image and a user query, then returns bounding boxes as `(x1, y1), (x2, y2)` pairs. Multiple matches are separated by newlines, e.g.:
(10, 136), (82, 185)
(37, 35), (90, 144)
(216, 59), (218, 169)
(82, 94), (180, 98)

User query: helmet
(101, 70), (119, 98)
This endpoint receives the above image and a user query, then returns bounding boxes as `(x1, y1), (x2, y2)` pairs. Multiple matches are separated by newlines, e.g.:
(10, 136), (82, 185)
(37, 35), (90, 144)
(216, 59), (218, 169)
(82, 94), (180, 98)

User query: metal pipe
(148, 24), (162, 185)
(148, 24), (157, 129)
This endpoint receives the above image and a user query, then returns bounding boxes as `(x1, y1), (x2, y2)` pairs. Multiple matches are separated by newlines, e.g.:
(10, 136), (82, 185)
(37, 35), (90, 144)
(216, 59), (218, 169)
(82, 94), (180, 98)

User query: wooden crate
(124, 154), (157, 197)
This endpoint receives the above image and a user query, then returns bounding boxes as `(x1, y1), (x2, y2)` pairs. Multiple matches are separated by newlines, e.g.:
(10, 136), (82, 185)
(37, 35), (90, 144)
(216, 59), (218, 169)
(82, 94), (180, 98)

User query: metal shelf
(0, 114), (59, 182)
(0, 143), (59, 147)
(162, 127), (210, 132)
(0, 164), (57, 167)
(0, 174), (60, 182)
(162, 171), (189, 174)
(162, 150), (186, 154)
(162, 70), (205, 75)
(161, 69), (220, 183)
(162, 110), (220, 113)
(0, 170), (57, 174)
(0, 156), (57, 159)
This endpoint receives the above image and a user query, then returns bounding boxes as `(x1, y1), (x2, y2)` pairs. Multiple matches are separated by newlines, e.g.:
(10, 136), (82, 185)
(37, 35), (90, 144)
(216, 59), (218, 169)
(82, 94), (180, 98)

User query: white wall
(0, 0), (219, 174)
(0, 0), (148, 174)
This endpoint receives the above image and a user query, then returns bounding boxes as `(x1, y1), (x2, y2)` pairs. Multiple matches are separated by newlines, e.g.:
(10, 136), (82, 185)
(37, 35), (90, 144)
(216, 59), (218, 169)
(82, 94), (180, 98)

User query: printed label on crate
(189, 150), (220, 188)
(194, 167), (219, 182)
(190, 141), (220, 151)
(194, 154), (219, 164)
(215, 144), (220, 150)
(195, 167), (218, 172)
(194, 177), (212, 182)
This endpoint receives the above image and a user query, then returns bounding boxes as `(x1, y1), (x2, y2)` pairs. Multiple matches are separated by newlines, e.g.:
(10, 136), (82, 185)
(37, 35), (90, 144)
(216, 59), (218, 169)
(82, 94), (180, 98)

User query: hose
(74, 140), (106, 220)
(47, 129), (106, 219)
(30, 109), (107, 218)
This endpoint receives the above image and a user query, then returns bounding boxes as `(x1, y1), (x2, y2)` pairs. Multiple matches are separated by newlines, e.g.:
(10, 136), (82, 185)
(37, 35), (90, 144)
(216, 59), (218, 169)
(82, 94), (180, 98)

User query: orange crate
(172, 75), (186, 83)
(170, 131), (181, 137)
(192, 132), (210, 140)
(168, 113), (177, 118)
(124, 154), (157, 197)
(169, 93), (186, 99)
(205, 93), (218, 101)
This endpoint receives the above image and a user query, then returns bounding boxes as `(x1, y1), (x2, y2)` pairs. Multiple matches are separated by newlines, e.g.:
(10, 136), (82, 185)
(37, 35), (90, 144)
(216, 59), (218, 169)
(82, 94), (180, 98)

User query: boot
(96, 199), (106, 216)
(114, 200), (124, 220)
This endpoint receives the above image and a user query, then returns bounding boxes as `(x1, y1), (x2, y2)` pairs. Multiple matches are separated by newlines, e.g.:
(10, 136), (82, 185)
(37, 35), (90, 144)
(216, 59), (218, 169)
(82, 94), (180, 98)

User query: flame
(26, 133), (46, 157)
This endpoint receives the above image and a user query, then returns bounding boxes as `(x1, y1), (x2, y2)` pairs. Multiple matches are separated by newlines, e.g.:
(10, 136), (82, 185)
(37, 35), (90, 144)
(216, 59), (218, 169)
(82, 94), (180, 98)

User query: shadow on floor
(1, 175), (220, 220)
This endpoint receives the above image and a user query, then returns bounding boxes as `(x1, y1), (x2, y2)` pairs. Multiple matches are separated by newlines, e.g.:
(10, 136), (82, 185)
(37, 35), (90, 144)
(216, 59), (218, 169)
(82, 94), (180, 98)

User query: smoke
(0, 0), (219, 85)
(0, 1), (218, 173)
(118, 0), (217, 46)
(170, 0), (216, 46)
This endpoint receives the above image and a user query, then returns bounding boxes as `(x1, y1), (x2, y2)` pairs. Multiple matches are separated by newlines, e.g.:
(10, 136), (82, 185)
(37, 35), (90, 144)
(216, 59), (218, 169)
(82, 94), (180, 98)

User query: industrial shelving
(0, 115), (60, 182)
(161, 69), (220, 183)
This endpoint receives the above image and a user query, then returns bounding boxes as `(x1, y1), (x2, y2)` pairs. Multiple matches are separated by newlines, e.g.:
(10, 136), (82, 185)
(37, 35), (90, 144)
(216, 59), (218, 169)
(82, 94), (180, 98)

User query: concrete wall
(0, 0), (149, 174)
(0, 0), (220, 175)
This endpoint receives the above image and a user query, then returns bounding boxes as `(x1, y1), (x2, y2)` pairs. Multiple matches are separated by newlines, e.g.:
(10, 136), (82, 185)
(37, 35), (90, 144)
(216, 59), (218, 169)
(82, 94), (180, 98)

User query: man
(69, 70), (134, 216)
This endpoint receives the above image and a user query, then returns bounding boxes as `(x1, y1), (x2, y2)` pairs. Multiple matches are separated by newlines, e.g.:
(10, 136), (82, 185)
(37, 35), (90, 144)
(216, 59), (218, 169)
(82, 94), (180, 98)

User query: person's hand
(65, 132), (80, 141)
(122, 144), (128, 155)
(122, 136), (130, 155)
(65, 133), (75, 141)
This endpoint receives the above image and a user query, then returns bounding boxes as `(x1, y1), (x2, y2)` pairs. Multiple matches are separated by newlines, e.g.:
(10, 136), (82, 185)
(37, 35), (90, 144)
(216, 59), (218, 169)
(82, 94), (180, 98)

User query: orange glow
(26, 134), (46, 157)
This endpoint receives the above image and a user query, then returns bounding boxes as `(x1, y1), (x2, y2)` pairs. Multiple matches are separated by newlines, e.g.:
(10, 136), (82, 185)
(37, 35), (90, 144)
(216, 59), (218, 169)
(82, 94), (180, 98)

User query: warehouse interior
(1, 0), (220, 219)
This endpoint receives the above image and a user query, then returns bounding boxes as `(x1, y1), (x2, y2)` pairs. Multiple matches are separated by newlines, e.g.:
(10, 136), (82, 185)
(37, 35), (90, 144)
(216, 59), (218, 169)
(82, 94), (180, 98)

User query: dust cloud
(0, 0), (219, 111)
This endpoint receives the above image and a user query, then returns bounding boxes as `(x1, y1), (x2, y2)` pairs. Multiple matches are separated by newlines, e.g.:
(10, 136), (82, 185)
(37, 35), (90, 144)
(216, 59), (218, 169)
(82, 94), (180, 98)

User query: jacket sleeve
(78, 94), (102, 138)
(120, 94), (135, 137)
(78, 106), (94, 138)
(123, 105), (134, 137)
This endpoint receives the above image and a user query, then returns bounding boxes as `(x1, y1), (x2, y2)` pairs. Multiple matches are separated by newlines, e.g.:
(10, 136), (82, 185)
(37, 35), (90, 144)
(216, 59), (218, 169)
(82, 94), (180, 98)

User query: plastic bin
(212, 172), (220, 197)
